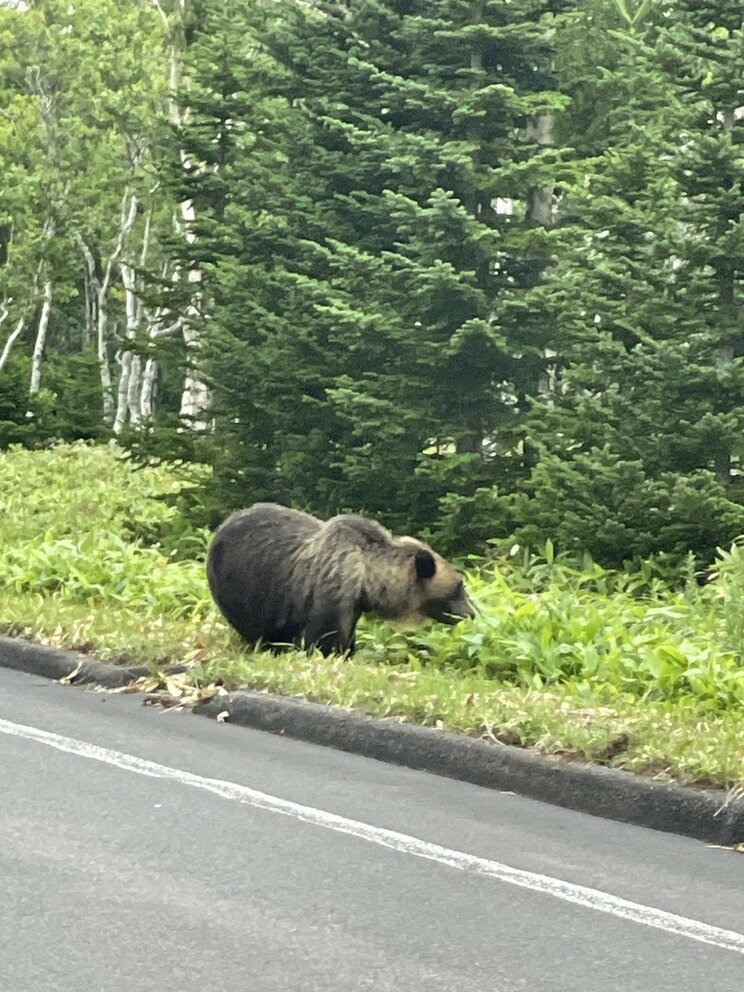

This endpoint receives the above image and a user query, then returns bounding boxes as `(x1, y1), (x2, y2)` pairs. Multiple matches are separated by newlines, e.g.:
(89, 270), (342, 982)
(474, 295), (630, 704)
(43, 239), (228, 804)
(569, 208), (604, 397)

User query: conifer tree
(508, 0), (744, 564)
(180, 0), (570, 536)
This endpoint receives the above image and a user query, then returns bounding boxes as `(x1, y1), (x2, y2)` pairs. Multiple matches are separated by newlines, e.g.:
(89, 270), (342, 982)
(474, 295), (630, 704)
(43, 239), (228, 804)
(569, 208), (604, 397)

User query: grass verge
(1, 591), (743, 791)
(1, 442), (743, 791)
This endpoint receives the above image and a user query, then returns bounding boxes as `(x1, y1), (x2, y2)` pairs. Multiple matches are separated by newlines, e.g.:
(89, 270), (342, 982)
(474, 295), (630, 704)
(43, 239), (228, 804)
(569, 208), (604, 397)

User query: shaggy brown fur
(206, 502), (475, 656)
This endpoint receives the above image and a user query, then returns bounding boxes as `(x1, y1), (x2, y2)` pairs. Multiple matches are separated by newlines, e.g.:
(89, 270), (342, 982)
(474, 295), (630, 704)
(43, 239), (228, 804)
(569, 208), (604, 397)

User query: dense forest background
(1, 0), (742, 566)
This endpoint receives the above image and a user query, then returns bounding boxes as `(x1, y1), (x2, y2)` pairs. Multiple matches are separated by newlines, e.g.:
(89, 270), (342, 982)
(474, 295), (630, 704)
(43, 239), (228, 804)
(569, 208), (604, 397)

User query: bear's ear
(414, 549), (436, 581)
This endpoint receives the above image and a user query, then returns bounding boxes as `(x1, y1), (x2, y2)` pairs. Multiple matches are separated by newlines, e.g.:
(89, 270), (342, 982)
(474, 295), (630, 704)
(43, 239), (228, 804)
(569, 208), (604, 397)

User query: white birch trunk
(0, 241), (45, 378)
(177, 251), (211, 431)
(113, 351), (149, 434)
(80, 246), (97, 349)
(141, 357), (158, 416)
(175, 166), (212, 428)
(113, 257), (141, 434)
(128, 354), (144, 420)
(0, 316), (26, 375)
(150, 0), (212, 428)
(82, 266), (94, 347)
(77, 192), (139, 424)
(29, 278), (53, 394)
(97, 288), (116, 421)
(113, 350), (133, 434)
(113, 207), (166, 434)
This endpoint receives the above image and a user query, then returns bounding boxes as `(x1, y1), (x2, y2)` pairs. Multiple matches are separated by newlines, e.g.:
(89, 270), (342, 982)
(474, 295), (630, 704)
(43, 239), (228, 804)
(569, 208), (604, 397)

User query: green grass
(1, 442), (743, 790)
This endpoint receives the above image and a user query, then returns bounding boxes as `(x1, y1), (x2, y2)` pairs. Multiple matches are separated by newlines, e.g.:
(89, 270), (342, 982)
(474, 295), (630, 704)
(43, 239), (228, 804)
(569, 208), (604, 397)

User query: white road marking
(2, 715), (743, 956)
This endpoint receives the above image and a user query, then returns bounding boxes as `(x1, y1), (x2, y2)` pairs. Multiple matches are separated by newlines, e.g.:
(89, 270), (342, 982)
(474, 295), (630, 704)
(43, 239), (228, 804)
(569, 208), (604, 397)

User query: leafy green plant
(0, 441), (207, 556)
(708, 541), (744, 660)
(354, 541), (744, 710)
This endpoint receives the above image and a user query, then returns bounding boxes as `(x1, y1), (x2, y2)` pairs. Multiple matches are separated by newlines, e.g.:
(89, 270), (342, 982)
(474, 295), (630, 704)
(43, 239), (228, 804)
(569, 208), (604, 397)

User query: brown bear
(206, 502), (475, 656)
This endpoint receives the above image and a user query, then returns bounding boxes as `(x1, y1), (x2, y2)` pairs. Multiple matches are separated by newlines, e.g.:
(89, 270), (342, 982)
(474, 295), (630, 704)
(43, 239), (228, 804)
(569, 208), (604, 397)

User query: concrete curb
(0, 634), (187, 688)
(2, 633), (743, 845)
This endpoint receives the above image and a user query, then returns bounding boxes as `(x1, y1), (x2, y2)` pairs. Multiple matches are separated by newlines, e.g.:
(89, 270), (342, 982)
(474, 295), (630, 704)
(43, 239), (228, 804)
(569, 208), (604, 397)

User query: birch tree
(148, 0), (212, 430)
(0, 314), (25, 376)
(76, 192), (140, 420)
(1, 0), (175, 426)
(28, 273), (52, 394)
(0, 4), (53, 380)
(113, 207), (177, 433)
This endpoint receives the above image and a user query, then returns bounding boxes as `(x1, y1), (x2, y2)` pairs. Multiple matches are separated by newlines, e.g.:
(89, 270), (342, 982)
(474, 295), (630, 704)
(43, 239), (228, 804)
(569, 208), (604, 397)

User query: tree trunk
(140, 357), (158, 416)
(151, 0), (212, 429)
(82, 266), (94, 348)
(112, 208), (167, 434)
(127, 354), (144, 426)
(114, 349), (159, 432)
(526, 112), (555, 227)
(453, 0), (484, 459)
(465, 0), (483, 222)
(29, 278), (53, 394)
(521, 24), (558, 471)
(714, 106), (737, 484)
(80, 245), (98, 349)
(176, 199), (212, 429)
(0, 316), (26, 375)
(113, 258), (142, 434)
(456, 433), (482, 455)
(112, 350), (133, 434)
(77, 192), (138, 424)
(97, 290), (115, 421)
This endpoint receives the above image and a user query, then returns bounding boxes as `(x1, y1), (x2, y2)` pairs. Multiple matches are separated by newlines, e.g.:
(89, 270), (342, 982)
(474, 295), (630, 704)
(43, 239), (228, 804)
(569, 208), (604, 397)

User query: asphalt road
(1, 666), (743, 992)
